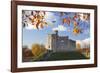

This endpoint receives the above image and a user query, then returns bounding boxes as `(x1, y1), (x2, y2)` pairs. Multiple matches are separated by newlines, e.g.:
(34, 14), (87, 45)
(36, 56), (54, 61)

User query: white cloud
(52, 25), (67, 31)
(24, 22), (44, 30)
(45, 12), (54, 20)
(25, 23), (34, 30)
(76, 38), (90, 48)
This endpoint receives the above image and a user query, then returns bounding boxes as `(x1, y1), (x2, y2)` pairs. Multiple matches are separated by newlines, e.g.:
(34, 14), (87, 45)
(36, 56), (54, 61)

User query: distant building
(47, 30), (76, 52)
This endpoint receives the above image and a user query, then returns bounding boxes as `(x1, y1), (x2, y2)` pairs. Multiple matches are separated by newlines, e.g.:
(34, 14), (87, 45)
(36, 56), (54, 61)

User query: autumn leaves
(61, 13), (90, 35)
(22, 10), (90, 36)
(28, 11), (47, 29)
(22, 11), (48, 30)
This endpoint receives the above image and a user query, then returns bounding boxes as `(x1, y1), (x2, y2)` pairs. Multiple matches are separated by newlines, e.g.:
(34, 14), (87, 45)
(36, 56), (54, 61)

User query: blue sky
(22, 10), (90, 47)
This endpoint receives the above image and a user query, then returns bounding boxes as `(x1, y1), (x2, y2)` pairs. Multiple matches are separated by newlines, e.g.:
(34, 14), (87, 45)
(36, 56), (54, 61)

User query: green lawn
(35, 51), (88, 61)
(46, 51), (87, 61)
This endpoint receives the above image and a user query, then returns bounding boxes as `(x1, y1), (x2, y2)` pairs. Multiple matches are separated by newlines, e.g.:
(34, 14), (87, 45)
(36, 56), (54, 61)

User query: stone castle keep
(47, 31), (76, 52)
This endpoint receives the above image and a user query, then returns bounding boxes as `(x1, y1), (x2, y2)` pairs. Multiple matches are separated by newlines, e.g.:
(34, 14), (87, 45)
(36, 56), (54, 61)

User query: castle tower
(55, 30), (58, 36)
(47, 30), (58, 51)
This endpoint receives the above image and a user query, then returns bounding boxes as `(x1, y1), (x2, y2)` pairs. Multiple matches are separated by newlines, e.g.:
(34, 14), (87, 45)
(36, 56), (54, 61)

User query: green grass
(34, 51), (88, 61)
(46, 51), (87, 61)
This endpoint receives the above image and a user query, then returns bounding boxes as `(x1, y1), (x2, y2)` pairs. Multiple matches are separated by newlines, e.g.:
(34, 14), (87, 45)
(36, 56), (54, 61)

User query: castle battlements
(47, 31), (76, 52)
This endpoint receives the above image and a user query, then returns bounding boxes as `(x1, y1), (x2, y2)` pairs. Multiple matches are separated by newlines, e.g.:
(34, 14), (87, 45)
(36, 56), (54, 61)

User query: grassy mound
(36, 51), (88, 61)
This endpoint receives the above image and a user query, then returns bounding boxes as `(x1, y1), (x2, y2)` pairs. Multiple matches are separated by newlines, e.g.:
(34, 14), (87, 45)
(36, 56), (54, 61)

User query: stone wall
(47, 31), (76, 52)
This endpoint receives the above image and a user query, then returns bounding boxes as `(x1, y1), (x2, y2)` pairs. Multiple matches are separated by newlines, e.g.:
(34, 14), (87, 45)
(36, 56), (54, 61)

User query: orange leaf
(73, 21), (78, 27)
